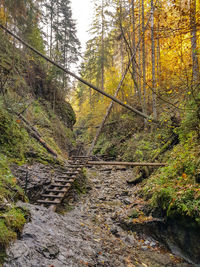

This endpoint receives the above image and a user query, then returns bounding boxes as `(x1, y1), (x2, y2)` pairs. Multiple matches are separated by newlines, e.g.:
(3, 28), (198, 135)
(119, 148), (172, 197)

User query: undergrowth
(143, 95), (200, 223)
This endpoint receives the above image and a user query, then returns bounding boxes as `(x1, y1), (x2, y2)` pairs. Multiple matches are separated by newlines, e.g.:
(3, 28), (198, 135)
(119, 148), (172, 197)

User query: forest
(0, 0), (200, 266)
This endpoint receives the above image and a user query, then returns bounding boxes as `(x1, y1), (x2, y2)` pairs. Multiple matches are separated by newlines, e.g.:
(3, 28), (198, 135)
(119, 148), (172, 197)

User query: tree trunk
(142, 0), (147, 117)
(131, 0), (136, 95)
(50, 0), (53, 58)
(190, 0), (199, 87)
(151, 0), (157, 119)
(138, 0), (142, 108)
(101, 0), (105, 91)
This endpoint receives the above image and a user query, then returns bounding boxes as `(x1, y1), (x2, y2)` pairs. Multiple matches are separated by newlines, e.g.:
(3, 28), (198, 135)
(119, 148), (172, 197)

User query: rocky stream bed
(4, 166), (196, 266)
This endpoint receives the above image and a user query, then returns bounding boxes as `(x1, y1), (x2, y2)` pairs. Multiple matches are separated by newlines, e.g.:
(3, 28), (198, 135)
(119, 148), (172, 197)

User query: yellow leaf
(167, 90), (172, 94)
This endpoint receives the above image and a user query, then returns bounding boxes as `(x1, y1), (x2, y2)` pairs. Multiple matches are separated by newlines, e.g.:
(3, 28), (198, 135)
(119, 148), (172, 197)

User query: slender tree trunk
(50, 0), (53, 58)
(120, 37), (124, 74)
(151, 0), (157, 119)
(190, 0), (199, 87)
(131, 0), (136, 95)
(142, 0), (147, 116)
(156, 16), (161, 85)
(101, 0), (104, 91)
(138, 0), (142, 107)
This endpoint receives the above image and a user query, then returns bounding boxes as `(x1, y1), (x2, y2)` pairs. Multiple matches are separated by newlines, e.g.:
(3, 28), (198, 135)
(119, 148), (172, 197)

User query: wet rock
(4, 203), (101, 267)
(37, 244), (59, 259)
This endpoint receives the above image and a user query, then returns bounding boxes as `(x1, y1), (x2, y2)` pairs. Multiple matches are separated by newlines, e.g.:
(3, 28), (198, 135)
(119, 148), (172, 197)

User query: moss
(129, 208), (139, 219)
(0, 220), (17, 246)
(142, 101), (200, 223)
(0, 155), (28, 264)
(55, 100), (76, 128)
(73, 170), (87, 195)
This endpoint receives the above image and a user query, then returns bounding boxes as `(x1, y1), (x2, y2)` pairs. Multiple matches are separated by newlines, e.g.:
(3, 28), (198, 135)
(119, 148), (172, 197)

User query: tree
(151, 0), (157, 119)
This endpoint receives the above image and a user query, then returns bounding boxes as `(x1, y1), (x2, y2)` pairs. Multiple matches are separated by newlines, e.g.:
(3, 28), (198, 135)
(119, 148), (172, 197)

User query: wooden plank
(50, 183), (71, 188)
(45, 189), (68, 193)
(87, 161), (167, 167)
(67, 165), (84, 168)
(41, 194), (63, 198)
(54, 179), (74, 183)
(37, 199), (61, 204)
(59, 172), (79, 176)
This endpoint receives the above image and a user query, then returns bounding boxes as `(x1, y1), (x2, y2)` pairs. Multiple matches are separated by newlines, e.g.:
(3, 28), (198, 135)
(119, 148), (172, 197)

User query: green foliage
(1, 208), (26, 231)
(0, 220), (16, 245)
(0, 100), (30, 160)
(143, 99), (200, 223)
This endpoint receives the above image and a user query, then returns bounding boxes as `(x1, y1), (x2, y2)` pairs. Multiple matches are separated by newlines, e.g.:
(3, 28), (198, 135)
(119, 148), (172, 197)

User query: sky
(71, 0), (94, 53)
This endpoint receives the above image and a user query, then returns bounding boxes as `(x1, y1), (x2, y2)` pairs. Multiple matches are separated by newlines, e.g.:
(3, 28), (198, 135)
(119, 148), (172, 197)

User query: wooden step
(41, 194), (63, 198)
(37, 199), (60, 204)
(68, 165), (84, 168)
(54, 179), (66, 183)
(60, 171), (79, 176)
(50, 183), (71, 188)
(45, 189), (68, 193)
(54, 179), (74, 183)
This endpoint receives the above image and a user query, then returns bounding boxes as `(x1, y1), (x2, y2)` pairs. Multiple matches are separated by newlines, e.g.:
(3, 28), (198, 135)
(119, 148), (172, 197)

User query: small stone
(110, 228), (120, 237)
(141, 245), (148, 251)
(99, 196), (106, 201)
(150, 241), (156, 247)
(124, 235), (136, 246)
(144, 240), (150, 245)
(123, 198), (131, 205)
(121, 191), (129, 196)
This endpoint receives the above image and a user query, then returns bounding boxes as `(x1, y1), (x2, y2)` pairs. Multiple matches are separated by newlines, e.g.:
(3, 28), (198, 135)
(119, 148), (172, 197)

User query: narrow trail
(5, 167), (191, 267)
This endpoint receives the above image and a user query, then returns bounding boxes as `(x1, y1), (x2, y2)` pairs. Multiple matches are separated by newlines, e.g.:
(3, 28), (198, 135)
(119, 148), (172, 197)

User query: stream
(4, 166), (193, 267)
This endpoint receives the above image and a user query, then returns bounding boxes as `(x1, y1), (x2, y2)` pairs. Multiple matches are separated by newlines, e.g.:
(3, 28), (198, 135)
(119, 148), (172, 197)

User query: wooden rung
(62, 171), (79, 175)
(50, 183), (71, 188)
(54, 179), (68, 183)
(45, 189), (68, 193)
(37, 199), (60, 204)
(68, 165), (84, 168)
(41, 194), (63, 198)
